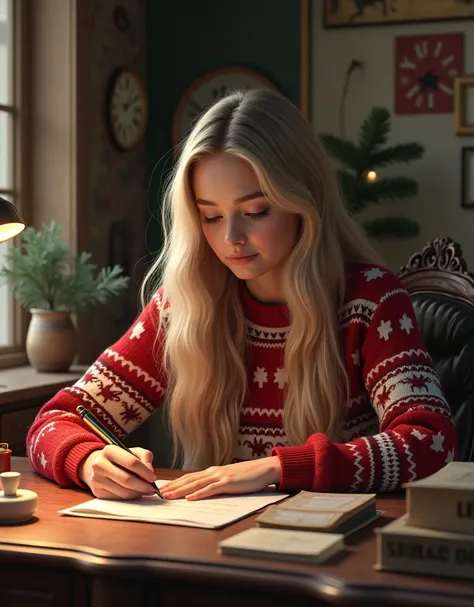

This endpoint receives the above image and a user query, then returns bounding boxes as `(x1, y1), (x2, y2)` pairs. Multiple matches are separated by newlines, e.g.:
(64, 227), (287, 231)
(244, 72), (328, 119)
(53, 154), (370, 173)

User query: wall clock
(172, 66), (279, 148)
(106, 67), (148, 151)
(395, 32), (464, 114)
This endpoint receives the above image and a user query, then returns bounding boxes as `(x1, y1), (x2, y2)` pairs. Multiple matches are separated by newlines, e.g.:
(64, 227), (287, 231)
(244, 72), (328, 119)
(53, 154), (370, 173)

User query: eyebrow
(195, 191), (265, 207)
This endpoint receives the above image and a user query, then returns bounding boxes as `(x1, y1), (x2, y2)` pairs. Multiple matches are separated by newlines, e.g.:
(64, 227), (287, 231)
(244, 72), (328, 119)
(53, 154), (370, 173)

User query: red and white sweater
(26, 263), (458, 492)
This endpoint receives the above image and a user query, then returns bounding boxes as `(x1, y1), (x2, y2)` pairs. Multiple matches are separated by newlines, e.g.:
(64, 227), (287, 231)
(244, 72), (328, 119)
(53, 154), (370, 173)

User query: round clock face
(108, 68), (148, 151)
(172, 67), (279, 147)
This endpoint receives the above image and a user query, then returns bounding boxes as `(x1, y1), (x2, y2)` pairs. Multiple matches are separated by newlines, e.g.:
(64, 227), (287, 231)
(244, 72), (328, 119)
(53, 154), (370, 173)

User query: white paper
(59, 480), (289, 529)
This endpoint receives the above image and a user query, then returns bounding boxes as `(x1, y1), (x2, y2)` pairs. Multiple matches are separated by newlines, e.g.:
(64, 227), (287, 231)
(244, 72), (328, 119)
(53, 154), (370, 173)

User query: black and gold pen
(76, 405), (164, 499)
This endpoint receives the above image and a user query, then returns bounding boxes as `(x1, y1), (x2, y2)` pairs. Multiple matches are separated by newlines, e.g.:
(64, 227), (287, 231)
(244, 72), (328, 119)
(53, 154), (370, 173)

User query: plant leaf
(369, 143), (425, 167)
(0, 220), (129, 313)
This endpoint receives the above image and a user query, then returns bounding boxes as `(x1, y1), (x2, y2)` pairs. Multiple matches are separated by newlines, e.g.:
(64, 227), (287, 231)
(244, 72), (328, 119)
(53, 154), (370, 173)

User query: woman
(27, 89), (457, 501)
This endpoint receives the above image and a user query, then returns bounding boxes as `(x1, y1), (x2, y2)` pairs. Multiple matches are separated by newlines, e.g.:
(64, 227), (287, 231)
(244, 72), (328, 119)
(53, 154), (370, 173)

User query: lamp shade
(0, 197), (25, 243)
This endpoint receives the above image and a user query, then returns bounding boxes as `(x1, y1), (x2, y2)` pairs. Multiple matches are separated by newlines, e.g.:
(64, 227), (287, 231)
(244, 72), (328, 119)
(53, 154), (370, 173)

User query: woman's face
(192, 153), (300, 300)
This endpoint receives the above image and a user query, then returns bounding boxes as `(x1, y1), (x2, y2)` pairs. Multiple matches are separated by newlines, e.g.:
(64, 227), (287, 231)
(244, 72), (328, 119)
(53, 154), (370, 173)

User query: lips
(226, 253), (259, 265)
(227, 254), (256, 260)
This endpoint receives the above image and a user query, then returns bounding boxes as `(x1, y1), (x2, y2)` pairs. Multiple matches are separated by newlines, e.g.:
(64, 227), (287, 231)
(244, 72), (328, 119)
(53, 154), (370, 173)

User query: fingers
(90, 475), (148, 500)
(85, 445), (157, 500)
(185, 481), (227, 501)
(130, 447), (154, 469)
(162, 470), (224, 500)
(95, 457), (154, 495)
(161, 469), (213, 493)
(102, 445), (157, 483)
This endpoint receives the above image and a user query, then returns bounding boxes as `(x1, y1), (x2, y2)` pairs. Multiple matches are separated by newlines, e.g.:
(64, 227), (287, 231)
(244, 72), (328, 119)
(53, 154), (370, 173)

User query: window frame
(0, 0), (30, 368)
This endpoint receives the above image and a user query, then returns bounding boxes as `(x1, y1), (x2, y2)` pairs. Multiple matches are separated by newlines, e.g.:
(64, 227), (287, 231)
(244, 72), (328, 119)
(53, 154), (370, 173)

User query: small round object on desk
(0, 471), (38, 524)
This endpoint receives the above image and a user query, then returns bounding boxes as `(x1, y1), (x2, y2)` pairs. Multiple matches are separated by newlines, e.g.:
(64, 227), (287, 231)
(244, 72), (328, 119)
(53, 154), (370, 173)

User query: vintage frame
(455, 77), (474, 136)
(300, 0), (311, 120)
(461, 147), (474, 209)
(323, 0), (474, 28)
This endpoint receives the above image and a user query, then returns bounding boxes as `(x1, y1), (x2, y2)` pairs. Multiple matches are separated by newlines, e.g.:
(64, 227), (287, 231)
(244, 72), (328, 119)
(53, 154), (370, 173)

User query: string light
(366, 170), (377, 182)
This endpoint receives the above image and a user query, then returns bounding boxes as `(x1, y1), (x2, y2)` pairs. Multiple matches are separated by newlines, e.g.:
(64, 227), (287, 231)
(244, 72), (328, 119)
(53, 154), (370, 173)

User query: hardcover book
(375, 514), (474, 581)
(255, 491), (378, 535)
(403, 462), (474, 534)
(219, 527), (345, 564)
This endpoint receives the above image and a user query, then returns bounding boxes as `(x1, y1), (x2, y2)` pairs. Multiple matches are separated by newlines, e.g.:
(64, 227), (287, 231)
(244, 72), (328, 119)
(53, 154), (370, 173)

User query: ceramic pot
(26, 309), (76, 372)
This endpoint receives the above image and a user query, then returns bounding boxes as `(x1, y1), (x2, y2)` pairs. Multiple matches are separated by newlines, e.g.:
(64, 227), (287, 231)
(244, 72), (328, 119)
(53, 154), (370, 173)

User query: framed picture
(323, 0), (474, 28)
(300, 0), (311, 120)
(395, 33), (463, 115)
(454, 76), (474, 136)
(461, 147), (474, 209)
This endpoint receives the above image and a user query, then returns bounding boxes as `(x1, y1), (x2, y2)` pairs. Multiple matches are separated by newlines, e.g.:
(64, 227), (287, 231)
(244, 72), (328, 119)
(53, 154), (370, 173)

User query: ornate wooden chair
(398, 237), (474, 462)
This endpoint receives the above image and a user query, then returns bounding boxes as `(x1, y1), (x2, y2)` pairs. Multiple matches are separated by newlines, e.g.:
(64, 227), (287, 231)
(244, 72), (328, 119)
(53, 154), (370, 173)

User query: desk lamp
(0, 196), (25, 243)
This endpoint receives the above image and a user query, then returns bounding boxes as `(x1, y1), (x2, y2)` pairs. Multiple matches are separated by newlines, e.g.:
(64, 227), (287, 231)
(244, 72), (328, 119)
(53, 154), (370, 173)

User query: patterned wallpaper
(80, 0), (147, 363)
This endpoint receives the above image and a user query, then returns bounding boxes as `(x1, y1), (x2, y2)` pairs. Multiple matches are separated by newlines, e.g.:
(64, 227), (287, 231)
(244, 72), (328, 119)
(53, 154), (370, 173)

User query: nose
(224, 219), (247, 246)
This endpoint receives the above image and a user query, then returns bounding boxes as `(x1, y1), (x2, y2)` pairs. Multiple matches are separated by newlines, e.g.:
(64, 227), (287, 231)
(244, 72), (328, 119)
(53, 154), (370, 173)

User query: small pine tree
(320, 107), (424, 239)
(0, 221), (129, 313)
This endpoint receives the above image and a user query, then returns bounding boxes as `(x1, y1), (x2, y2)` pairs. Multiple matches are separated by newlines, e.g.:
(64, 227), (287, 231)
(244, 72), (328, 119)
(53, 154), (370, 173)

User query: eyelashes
(202, 209), (270, 224)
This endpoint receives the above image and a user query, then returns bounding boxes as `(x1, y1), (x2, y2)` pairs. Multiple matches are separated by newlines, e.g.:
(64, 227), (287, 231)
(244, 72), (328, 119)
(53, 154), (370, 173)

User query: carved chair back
(398, 237), (474, 461)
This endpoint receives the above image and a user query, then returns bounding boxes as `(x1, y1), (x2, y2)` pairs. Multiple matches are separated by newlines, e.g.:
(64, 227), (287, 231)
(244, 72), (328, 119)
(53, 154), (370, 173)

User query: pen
(76, 405), (165, 499)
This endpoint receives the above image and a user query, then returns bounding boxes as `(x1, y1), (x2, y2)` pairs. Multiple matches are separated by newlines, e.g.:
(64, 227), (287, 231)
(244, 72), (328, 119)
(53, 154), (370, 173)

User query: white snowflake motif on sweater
(431, 431), (445, 453)
(274, 368), (288, 389)
(377, 319), (393, 341)
(39, 452), (47, 468)
(253, 367), (268, 388)
(363, 267), (386, 282)
(130, 321), (145, 340)
(399, 314), (414, 334)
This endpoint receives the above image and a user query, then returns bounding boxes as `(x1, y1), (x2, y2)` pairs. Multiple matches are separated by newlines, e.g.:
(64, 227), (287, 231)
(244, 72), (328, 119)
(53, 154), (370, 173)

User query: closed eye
(201, 209), (270, 224)
(247, 209), (270, 220)
(202, 215), (222, 224)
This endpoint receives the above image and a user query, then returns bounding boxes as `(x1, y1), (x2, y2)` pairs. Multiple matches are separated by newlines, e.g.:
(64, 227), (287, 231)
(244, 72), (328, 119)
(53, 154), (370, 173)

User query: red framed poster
(395, 32), (464, 114)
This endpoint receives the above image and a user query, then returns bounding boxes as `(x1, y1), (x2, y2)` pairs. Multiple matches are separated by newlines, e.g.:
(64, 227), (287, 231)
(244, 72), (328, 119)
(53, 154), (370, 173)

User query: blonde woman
(27, 90), (457, 501)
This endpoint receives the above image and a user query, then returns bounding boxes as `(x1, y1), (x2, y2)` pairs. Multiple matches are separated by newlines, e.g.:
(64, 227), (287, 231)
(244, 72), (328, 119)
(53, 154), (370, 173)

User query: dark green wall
(145, 0), (306, 255)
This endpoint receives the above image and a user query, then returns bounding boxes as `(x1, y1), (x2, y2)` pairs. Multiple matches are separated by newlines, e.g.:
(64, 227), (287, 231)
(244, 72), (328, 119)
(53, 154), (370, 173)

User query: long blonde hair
(142, 89), (381, 469)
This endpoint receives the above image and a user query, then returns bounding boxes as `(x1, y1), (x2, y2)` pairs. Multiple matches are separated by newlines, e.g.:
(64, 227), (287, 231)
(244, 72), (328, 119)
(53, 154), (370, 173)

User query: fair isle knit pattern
(26, 264), (457, 492)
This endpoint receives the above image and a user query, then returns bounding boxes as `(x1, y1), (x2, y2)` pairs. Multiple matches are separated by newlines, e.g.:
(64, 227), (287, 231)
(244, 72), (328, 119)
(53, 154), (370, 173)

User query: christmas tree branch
(369, 143), (424, 167)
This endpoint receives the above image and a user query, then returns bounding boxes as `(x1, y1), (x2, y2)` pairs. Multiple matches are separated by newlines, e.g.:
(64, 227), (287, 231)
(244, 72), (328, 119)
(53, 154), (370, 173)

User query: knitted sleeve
(26, 290), (169, 487)
(272, 266), (458, 493)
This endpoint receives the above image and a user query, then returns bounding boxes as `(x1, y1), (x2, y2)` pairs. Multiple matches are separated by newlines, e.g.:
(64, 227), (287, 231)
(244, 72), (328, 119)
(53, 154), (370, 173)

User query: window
(0, 0), (23, 357)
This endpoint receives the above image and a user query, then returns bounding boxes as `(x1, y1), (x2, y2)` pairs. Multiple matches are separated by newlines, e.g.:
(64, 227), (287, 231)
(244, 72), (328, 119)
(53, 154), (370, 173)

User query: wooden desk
(1, 458), (474, 607)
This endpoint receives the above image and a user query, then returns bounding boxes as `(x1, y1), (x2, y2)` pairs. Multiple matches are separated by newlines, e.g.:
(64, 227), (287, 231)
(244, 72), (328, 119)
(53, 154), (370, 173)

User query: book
(218, 527), (345, 564)
(375, 514), (474, 581)
(255, 491), (378, 535)
(403, 462), (474, 534)
(59, 480), (289, 529)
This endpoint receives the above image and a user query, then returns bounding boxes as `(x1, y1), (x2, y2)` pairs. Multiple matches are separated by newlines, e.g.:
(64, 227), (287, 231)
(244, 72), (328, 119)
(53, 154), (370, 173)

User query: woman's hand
(160, 456), (282, 501)
(78, 445), (158, 500)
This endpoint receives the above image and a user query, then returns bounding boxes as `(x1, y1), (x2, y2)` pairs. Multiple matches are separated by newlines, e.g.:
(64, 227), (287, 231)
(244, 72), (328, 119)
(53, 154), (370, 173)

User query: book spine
(377, 532), (474, 580)
(408, 489), (474, 534)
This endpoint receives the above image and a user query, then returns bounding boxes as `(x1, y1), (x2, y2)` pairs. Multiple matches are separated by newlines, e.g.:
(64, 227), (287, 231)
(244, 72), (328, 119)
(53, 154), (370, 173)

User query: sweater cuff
(271, 444), (315, 491)
(272, 433), (336, 492)
(63, 442), (103, 487)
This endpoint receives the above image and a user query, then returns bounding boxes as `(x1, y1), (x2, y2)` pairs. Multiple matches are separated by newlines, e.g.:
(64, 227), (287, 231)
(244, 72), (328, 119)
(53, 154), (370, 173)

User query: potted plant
(0, 221), (129, 372)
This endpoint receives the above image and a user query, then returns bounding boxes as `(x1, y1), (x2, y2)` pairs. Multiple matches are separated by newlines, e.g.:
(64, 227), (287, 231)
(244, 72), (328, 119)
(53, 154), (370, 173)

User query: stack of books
(376, 461), (474, 580)
(219, 491), (378, 564)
